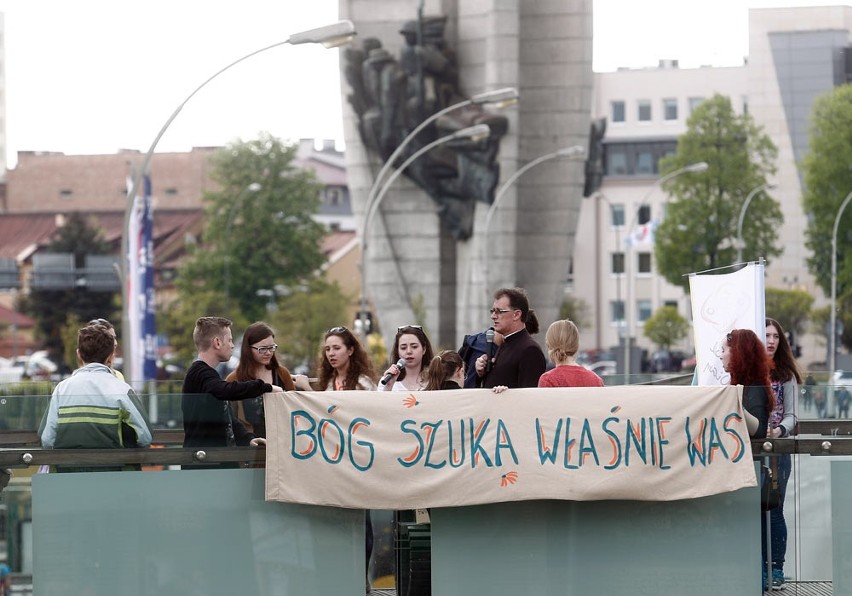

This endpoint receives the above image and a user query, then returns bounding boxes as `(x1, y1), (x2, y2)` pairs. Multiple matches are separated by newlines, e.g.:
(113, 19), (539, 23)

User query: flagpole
(623, 162), (708, 379)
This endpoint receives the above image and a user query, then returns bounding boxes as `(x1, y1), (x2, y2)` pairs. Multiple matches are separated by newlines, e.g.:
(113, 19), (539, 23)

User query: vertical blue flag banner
(141, 175), (158, 382)
(126, 174), (157, 387)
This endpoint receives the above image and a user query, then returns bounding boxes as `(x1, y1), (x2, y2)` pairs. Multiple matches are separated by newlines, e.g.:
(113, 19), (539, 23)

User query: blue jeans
(761, 454), (791, 571)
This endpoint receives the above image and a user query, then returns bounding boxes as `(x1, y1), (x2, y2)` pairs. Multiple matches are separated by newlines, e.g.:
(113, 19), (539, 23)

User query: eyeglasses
(328, 326), (347, 334)
(397, 325), (423, 333)
(489, 308), (515, 315)
(252, 344), (278, 355)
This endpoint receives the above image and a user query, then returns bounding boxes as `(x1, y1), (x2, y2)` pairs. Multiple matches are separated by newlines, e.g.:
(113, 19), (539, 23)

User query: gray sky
(0, 0), (846, 168)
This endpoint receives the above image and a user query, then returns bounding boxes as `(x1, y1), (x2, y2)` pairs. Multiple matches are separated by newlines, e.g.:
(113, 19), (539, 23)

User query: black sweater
(479, 329), (546, 389)
(182, 360), (272, 449)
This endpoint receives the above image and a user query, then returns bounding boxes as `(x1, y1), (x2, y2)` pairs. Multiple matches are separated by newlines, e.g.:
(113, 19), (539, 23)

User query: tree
(801, 85), (852, 309)
(267, 278), (350, 374)
(655, 94), (782, 290)
(21, 213), (117, 361)
(643, 306), (689, 350)
(764, 287), (813, 340)
(175, 133), (328, 323)
(559, 295), (591, 330)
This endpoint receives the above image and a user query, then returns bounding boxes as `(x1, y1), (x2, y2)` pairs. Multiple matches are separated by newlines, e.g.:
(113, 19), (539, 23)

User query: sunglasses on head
(397, 325), (423, 333)
(328, 326), (348, 334)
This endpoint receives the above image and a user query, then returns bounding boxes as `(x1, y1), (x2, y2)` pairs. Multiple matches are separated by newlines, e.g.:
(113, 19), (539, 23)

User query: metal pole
(357, 124), (492, 340)
(736, 183), (773, 264)
(623, 162), (708, 379)
(830, 190), (852, 378)
(120, 20), (354, 384)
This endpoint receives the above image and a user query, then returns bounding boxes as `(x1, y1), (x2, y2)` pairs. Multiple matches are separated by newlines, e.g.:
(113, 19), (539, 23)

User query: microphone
(485, 327), (495, 373)
(381, 358), (406, 385)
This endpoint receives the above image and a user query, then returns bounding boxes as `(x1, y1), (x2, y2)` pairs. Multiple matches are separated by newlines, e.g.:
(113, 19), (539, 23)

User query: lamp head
(685, 162), (709, 173)
(288, 20), (357, 48)
(556, 145), (585, 158)
(454, 123), (491, 142)
(471, 87), (519, 108)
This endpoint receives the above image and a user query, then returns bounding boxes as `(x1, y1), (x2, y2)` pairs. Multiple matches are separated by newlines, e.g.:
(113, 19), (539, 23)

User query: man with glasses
(475, 287), (546, 388)
(182, 317), (283, 469)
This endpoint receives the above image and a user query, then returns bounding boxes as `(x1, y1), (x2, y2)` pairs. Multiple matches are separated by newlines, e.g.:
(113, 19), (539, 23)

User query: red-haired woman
(721, 328), (775, 439)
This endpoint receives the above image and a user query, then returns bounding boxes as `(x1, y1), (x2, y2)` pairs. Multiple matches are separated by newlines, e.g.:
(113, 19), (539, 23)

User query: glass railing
(1, 381), (851, 595)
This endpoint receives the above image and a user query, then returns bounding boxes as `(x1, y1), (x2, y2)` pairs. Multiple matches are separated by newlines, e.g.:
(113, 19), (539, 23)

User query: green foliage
(764, 287), (813, 339)
(643, 306), (690, 350)
(59, 313), (85, 371)
(159, 289), (229, 365)
(267, 278), (351, 374)
(21, 213), (118, 360)
(559, 295), (591, 330)
(801, 84), (852, 299)
(174, 133), (328, 323)
(655, 94), (782, 290)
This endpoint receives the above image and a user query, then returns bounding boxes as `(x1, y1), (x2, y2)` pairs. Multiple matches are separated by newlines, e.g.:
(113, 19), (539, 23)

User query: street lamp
(357, 123), (492, 338)
(223, 183), (263, 316)
(830, 189), (852, 378)
(623, 161), (709, 378)
(362, 87), (518, 236)
(481, 145), (586, 293)
(735, 183), (775, 263)
(589, 192), (623, 352)
(119, 20), (355, 382)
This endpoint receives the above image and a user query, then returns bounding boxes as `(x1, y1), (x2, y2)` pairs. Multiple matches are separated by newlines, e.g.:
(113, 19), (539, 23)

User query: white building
(573, 6), (852, 370)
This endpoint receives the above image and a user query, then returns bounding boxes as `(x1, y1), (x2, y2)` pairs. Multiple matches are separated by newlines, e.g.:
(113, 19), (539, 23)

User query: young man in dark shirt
(475, 287), (546, 388)
(182, 317), (283, 467)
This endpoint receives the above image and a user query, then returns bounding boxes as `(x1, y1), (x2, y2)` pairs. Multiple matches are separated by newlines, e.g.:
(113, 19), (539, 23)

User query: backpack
(458, 330), (496, 388)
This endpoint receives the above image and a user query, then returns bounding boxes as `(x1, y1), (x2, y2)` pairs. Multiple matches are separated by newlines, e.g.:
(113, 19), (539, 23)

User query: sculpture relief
(344, 15), (509, 240)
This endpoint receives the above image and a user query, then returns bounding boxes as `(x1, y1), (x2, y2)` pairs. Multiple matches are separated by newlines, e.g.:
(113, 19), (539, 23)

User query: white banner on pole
(689, 262), (765, 386)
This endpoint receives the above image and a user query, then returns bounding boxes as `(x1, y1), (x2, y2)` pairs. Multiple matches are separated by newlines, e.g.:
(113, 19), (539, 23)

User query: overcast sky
(0, 0), (845, 168)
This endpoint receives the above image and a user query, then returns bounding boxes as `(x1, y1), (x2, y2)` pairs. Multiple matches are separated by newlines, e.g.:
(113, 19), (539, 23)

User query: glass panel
(611, 100), (625, 123)
(637, 100), (651, 121)
(32, 469), (364, 595)
(663, 98), (678, 120)
(611, 204), (625, 227)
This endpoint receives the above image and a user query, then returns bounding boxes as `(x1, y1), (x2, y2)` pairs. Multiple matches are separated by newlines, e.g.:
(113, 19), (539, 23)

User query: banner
(689, 262), (765, 386)
(624, 220), (656, 247)
(264, 385), (756, 509)
(126, 175), (157, 387)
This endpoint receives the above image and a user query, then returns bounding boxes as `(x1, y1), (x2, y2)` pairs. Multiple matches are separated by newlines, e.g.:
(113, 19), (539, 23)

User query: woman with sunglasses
(379, 325), (434, 392)
(226, 322), (295, 438)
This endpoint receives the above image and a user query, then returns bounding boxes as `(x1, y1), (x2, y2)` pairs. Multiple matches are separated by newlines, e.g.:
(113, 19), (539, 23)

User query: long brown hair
(390, 326), (435, 382)
(424, 350), (464, 391)
(765, 317), (802, 384)
(231, 322), (294, 389)
(727, 328), (776, 412)
(317, 327), (376, 390)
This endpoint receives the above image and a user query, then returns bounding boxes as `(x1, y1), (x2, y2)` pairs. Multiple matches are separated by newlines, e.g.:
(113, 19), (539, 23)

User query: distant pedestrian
(837, 386), (851, 418)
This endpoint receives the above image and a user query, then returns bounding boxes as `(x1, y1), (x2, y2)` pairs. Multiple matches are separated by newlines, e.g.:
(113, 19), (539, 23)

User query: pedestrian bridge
(1, 381), (851, 595)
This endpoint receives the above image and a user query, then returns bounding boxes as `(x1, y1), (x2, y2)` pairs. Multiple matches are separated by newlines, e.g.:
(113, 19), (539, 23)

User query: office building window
(612, 100), (625, 123)
(637, 299), (653, 323)
(742, 95), (749, 115)
(607, 150), (628, 176)
(636, 151), (654, 175)
(611, 252), (625, 275)
(663, 98), (678, 121)
(638, 99), (652, 122)
(688, 96), (705, 114)
(664, 300), (678, 309)
(637, 205), (651, 225)
(611, 300), (625, 324)
(611, 203), (625, 227)
(637, 252), (652, 274)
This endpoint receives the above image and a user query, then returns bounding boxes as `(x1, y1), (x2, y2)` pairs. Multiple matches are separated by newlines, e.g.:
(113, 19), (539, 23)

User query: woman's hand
(250, 437), (267, 447)
(491, 385), (508, 394)
(380, 363), (402, 390)
(292, 374), (313, 390)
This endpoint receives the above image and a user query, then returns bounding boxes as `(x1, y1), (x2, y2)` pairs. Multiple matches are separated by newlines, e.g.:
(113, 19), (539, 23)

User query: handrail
(5, 434), (852, 469)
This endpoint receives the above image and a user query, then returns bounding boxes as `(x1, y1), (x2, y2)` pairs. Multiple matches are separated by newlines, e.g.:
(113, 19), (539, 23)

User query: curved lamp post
(362, 88), (518, 227)
(480, 145), (586, 294)
(623, 161), (709, 378)
(356, 123), (492, 337)
(830, 190), (852, 378)
(735, 183), (775, 263)
(120, 20), (356, 382)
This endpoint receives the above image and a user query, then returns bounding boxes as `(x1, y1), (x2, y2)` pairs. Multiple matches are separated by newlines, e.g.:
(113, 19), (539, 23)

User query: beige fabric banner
(264, 385), (756, 509)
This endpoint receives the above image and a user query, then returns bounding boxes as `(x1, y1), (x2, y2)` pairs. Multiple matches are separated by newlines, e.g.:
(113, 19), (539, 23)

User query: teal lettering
(422, 420), (446, 469)
(602, 416), (622, 469)
(397, 419), (424, 468)
(579, 419), (600, 466)
(348, 418), (374, 471)
(494, 419), (518, 466)
(290, 410), (317, 460)
(536, 418), (562, 465)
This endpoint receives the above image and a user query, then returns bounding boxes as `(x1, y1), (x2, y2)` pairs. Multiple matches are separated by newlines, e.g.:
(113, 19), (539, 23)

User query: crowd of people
(35, 286), (820, 592)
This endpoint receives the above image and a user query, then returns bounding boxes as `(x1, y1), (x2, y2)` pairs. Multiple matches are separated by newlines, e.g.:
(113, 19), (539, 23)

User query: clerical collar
(503, 327), (524, 340)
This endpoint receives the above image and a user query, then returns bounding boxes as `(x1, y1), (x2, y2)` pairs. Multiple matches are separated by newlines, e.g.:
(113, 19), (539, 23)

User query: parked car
(0, 356), (25, 383)
(834, 370), (852, 387)
(586, 360), (617, 377)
